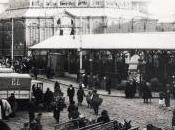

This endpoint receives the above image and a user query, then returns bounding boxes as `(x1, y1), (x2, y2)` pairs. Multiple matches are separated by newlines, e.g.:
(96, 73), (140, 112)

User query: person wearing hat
(77, 84), (85, 106)
(67, 84), (75, 104)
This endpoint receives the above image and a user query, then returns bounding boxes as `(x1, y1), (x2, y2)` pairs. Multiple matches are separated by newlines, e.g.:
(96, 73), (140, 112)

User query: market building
(0, 0), (157, 59)
(30, 32), (175, 89)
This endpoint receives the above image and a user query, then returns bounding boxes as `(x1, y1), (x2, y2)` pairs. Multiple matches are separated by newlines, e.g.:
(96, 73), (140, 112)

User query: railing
(75, 120), (139, 130)
(55, 118), (80, 130)
(75, 122), (103, 130)
(86, 121), (116, 130)
(55, 119), (140, 130)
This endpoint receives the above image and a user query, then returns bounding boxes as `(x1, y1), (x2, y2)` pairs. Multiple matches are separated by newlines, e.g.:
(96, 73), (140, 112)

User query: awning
(30, 32), (175, 50)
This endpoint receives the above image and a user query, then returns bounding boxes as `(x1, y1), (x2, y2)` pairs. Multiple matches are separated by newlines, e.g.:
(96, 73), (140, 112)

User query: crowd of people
(78, 74), (112, 94)
(24, 81), (105, 130)
(0, 76), (174, 130)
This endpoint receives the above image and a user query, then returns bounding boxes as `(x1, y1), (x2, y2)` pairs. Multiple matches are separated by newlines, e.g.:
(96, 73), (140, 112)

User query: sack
(159, 99), (165, 106)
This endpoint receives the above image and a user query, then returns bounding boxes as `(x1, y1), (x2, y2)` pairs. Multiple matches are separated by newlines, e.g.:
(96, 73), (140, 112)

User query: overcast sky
(0, 0), (9, 4)
(147, 0), (175, 20)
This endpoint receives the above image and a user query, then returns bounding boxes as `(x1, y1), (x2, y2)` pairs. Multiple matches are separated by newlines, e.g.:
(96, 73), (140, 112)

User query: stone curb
(38, 76), (160, 98)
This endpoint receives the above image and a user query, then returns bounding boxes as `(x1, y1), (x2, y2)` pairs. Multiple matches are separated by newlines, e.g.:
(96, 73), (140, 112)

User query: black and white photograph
(0, 0), (175, 130)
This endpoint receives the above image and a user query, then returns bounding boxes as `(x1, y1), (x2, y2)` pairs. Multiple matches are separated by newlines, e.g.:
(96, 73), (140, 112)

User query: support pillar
(89, 50), (93, 88)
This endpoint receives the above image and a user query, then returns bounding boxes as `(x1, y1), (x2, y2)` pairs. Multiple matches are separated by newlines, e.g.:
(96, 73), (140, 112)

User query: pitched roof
(30, 32), (175, 50)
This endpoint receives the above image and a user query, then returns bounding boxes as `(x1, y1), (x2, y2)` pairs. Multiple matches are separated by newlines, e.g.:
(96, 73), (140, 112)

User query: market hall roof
(30, 32), (175, 50)
(65, 9), (152, 19)
(0, 8), (153, 19)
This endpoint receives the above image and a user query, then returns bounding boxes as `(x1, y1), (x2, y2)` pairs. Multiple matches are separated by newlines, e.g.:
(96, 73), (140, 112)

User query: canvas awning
(30, 32), (175, 50)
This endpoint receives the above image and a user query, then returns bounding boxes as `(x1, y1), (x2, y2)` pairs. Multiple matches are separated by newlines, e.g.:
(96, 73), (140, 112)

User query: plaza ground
(6, 78), (175, 130)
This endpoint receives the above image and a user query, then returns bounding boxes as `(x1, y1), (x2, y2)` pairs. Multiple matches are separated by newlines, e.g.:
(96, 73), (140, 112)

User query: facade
(0, 0), (157, 58)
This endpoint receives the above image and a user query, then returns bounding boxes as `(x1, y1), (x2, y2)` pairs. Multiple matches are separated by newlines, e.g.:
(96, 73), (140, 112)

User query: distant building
(0, 0), (156, 58)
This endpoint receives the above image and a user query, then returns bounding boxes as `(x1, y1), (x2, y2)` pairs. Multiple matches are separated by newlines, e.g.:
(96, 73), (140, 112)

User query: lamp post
(79, 16), (83, 84)
(11, 17), (14, 68)
(138, 58), (146, 83)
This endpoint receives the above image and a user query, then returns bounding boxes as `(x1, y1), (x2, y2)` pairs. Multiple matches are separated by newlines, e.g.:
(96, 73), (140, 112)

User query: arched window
(29, 23), (39, 46)
(14, 21), (25, 50)
(4, 22), (12, 49)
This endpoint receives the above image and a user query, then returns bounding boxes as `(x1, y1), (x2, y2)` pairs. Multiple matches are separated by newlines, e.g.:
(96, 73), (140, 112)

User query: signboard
(0, 76), (31, 91)
(78, 0), (89, 7)
(60, 0), (76, 7)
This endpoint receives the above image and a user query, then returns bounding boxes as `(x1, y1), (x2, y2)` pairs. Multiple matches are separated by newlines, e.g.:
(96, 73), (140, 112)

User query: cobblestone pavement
(7, 79), (175, 130)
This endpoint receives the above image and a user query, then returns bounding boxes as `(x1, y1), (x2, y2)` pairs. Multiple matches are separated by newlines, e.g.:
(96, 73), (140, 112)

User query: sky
(147, 0), (175, 22)
(0, 0), (9, 4)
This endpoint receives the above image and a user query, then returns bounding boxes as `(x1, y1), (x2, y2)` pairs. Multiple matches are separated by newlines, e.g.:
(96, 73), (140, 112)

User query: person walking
(125, 81), (129, 98)
(165, 84), (171, 107)
(106, 77), (111, 95)
(8, 93), (17, 117)
(67, 101), (78, 120)
(91, 89), (102, 115)
(28, 100), (36, 124)
(44, 88), (54, 112)
(77, 85), (85, 106)
(53, 96), (65, 123)
(34, 87), (43, 106)
(67, 84), (75, 104)
(86, 91), (92, 108)
(54, 81), (60, 92)
(143, 81), (151, 103)
(131, 79), (137, 98)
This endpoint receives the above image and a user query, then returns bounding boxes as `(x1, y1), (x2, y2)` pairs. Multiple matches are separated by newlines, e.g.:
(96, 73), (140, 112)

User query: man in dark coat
(8, 93), (17, 117)
(34, 87), (43, 105)
(77, 85), (85, 106)
(44, 88), (54, 112)
(67, 84), (75, 104)
(28, 100), (37, 124)
(165, 84), (171, 107)
(92, 89), (101, 115)
(67, 101), (78, 119)
(53, 96), (65, 123)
